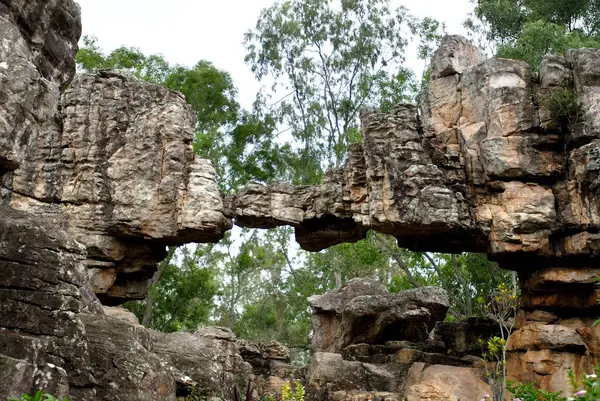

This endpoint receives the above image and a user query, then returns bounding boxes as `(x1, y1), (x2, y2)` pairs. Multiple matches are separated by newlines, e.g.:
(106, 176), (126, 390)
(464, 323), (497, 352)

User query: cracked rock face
(0, 207), (96, 399)
(1, 6), (600, 397)
(226, 38), (600, 270)
(0, 0), (230, 302)
(309, 279), (449, 353)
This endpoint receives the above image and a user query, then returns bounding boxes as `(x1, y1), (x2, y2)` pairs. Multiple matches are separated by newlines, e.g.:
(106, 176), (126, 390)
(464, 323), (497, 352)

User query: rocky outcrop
(1, 0), (599, 397)
(225, 36), (600, 396)
(2, 68), (230, 303)
(309, 279), (449, 353)
(225, 42), (600, 270)
(0, 0), (229, 302)
(0, 207), (96, 399)
(305, 279), (493, 401)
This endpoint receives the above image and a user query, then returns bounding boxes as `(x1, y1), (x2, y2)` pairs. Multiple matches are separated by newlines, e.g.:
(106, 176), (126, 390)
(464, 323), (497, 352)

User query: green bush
(538, 87), (580, 128)
(9, 391), (69, 401)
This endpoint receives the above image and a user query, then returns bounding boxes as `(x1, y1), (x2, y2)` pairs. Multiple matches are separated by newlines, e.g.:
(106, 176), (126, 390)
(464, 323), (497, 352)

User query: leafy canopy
(465, 0), (600, 68)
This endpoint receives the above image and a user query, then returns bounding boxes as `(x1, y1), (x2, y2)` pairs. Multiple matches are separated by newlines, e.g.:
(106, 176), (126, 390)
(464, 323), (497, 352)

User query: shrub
(538, 87), (580, 128)
(281, 381), (304, 401)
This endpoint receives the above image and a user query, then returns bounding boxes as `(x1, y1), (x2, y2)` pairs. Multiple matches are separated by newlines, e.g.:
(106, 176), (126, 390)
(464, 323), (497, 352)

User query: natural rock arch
(0, 0), (599, 398)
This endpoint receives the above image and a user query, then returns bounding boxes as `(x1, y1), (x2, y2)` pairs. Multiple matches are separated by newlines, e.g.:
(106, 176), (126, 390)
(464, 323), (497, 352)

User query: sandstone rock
(103, 306), (141, 324)
(2, 69), (231, 302)
(403, 363), (492, 401)
(3, 18), (600, 401)
(0, 207), (96, 398)
(81, 313), (176, 401)
(309, 279), (448, 352)
(307, 352), (403, 401)
(331, 390), (401, 401)
(342, 287), (449, 345)
(434, 318), (500, 356)
(150, 329), (252, 398)
(430, 35), (485, 79)
(0, 0), (81, 86)
(507, 324), (586, 352)
(526, 267), (600, 289)
(507, 349), (593, 395)
(341, 341), (445, 364)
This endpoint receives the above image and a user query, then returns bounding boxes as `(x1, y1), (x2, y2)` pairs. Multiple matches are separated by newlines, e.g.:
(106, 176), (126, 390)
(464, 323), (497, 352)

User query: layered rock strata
(305, 279), (495, 401)
(0, 0), (599, 397)
(227, 39), (600, 268)
(0, 0), (230, 303)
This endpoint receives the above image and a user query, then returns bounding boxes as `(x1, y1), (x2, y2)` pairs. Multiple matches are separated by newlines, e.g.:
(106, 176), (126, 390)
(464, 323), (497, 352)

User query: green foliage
(477, 283), (519, 401)
(125, 245), (220, 332)
(10, 391), (68, 401)
(76, 36), (291, 192)
(536, 86), (580, 128)
(465, 0), (600, 68)
(185, 384), (211, 401)
(281, 381), (305, 401)
(76, 36), (171, 84)
(244, 0), (442, 183)
(507, 381), (568, 401)
(496, 20), (600, 70)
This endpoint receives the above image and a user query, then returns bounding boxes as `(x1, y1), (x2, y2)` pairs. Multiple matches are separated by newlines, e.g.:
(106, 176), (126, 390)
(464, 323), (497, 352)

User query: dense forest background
(75, 0), (600, 359)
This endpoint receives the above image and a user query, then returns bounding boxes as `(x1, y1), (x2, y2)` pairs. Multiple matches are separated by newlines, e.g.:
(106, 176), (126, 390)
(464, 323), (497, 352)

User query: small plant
(186, 384), (210, 401)
(281, 381), (304, 401)
(538, 87), (580, 128)
(479, 283), (519, 401)
(507, 381), (567, 401)
(10, 391), (69, 401)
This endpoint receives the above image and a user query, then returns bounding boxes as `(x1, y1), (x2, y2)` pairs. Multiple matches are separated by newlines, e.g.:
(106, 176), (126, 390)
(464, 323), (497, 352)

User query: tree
(75, 36), (292, 192)
(244, 0), (432, 184)
(126, 245), (221, 332)
(464, 0), (600, 68)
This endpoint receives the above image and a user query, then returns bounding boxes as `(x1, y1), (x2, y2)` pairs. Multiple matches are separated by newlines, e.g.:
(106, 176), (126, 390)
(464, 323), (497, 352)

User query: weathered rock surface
(305, 281), (493, 401)
(81, 313), (177, 401)
(150, 328), (251, 398)
(0, 207), (95, 399)
(403, 363), (491, 401)
(225, 39), (600, 269)
(0, 0), (230, 302)
(434, 318), (501, 357)
(2, 69), (230, 303)
(1, 6), (600, 398)
(309, 279), (449, 353)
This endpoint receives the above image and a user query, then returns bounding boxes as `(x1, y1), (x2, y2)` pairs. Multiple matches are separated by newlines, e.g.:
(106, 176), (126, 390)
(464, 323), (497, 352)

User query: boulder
(80, 313), (176, 401)
(403, 363), (492, 401)
(507, 324), (587, 352)
(434, 318), (501, 356)
(309, 279), (448, 353)
(150, 329), (251, 398)
(429, 35), (485, 79)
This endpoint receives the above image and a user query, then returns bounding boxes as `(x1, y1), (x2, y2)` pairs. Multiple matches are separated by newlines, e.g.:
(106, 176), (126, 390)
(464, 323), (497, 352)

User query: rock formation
(0, 0), (230, 303)
(309, 279), (449, 353)
(0, 0), (599, 398)
(305, 279), (494, 401)
(226, 36), (600, 394)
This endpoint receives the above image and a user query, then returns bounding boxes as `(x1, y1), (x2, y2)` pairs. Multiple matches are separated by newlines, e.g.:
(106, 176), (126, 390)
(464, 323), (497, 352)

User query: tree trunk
(142, 246), (176, 327)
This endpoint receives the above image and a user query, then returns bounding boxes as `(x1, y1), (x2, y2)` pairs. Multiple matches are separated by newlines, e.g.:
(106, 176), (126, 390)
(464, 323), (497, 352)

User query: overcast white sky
(76, 0), (473, 109)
